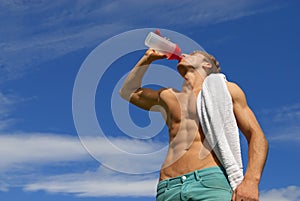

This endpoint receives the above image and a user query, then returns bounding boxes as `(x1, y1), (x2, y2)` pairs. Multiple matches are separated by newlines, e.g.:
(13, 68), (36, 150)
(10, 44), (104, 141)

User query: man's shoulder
(226, 81), (239, 90)
(226, 82), (246, 103)
(159, 88), (180, 100)
(160, 87), (180, 94)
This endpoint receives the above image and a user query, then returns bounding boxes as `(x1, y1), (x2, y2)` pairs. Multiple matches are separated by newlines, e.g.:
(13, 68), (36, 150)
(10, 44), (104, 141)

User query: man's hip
(156, 166), (232, 201)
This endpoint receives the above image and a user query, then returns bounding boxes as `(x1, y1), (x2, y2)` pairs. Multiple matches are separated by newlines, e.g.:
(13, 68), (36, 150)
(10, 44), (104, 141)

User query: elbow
(261, 135), (269, 161)
(260, 132), (269, 147)
(246, 129), (269, 151)
(264, 136), (269, 152)
(258, 133), (269, 154)
(119, 89), (131, 101)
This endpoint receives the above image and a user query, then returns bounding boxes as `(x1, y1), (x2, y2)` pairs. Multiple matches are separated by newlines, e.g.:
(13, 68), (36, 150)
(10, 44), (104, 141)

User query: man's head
(177, 51), (220, 78)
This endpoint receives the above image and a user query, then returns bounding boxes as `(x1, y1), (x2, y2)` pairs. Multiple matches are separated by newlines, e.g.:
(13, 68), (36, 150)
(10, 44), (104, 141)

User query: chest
(160, 90), (199, 121)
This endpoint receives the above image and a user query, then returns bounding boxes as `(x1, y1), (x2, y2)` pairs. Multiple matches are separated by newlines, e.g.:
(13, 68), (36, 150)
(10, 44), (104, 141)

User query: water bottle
(144, 31), (182, 61)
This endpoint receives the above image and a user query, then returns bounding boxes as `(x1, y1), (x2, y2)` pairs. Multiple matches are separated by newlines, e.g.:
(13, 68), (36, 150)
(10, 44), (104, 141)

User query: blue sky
(0, 0), (300, 200)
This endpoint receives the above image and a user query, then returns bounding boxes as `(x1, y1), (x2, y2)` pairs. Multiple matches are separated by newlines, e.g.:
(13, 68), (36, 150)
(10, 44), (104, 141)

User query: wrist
(141, 55), (153, 65)
(243, 175), (260, 185)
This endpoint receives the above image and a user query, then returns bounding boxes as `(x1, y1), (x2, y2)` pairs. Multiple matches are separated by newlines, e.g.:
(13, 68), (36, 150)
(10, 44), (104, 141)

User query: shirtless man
(119, 49), (268, 201)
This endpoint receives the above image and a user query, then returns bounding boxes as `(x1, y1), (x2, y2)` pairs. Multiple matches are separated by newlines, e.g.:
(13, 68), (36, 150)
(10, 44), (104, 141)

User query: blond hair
(194, 51), (221, 73)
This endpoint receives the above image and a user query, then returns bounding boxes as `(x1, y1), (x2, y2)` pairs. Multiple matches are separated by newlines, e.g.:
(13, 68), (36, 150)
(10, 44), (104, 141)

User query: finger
(152, 49), (166, 56)
(231, 191), (236, 201)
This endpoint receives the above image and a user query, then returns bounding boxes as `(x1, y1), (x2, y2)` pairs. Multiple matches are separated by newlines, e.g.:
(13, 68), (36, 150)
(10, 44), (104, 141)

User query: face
(177, 52), (206, 77)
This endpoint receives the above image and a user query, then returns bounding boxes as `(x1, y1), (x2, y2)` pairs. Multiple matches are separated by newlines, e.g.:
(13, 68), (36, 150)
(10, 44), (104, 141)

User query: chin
(177, 66), (185, 77)
(177, 61), (185, 69)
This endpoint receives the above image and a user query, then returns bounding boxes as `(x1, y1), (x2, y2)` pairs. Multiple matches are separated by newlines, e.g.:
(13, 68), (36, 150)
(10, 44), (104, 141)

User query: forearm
(244, 131), (268, 184)
(119, 55), (151, 100)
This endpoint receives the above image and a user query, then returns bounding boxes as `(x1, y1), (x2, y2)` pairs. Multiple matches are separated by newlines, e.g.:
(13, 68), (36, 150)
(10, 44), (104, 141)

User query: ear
(202, 61), (212, 69)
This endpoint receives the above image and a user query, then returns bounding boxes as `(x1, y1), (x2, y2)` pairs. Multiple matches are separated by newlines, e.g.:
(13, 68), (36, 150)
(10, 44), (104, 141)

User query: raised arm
(227, 82), (268, 201)
(119, 49), (167, 111)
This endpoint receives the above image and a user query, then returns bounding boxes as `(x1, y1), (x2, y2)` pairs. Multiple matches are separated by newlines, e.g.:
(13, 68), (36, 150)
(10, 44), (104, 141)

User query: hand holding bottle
(144, 48), (168, 63)
(144, 30), (182, 61)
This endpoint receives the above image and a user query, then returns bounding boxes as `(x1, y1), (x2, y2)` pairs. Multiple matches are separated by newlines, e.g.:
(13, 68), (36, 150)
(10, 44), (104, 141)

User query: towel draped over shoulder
(197, 73), (244, 190)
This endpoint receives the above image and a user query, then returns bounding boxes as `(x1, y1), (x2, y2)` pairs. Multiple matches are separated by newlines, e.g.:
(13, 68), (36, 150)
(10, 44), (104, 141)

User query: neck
(182, 70), (208, 93)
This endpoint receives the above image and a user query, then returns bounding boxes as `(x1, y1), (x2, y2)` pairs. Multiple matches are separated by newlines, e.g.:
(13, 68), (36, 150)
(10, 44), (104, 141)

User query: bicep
(129, 87), (166, 111)
(228, 82), (262, 141)
(234, 103), (261, 142)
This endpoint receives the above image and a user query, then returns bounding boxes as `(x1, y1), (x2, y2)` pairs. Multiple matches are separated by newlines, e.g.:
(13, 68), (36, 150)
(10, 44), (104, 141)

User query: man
(119, 48), (268, 201)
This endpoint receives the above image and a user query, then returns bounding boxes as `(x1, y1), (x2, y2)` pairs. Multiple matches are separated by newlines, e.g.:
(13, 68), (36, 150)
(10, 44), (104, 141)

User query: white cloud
(0, 133), (163, 197)
(258, 103), (300, 143)
(0, 0), (282, 81)
(0, 92), (22, 130)
(1, 133), (299, 198)
(24, 166), (159, 197)
(0, 133), (89, 170)
(24, 182), (300, 199)
(26, 179), (157, 197)
(0, 133), (166, 171)
(260, 186), (300, 201)
(0, 182), (8, 192)
(273, 104), (300, 123)
(268, 126), (300, 142)
(261, 103), (300, 123)
(0, 92), (16, 116)
(0, 133), (90, 191)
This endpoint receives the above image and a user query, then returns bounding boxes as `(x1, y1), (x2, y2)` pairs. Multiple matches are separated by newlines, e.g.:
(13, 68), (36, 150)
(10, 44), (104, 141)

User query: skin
(120, 49), (268, 201)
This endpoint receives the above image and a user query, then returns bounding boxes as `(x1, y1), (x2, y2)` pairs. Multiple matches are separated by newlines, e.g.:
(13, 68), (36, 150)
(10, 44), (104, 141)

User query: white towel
(197, 73), (244, 190)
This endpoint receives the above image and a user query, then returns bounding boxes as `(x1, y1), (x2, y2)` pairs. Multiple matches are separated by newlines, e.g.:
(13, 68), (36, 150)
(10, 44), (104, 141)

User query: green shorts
(156, 166), (233, 201)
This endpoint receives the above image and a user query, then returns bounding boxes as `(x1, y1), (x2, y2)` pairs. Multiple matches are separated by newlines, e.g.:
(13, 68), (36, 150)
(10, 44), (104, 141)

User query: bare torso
(158, 87), (221, 181)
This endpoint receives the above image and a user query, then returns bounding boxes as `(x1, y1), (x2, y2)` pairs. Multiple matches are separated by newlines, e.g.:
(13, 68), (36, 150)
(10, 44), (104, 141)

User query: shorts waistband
(157, 166), (226, 190)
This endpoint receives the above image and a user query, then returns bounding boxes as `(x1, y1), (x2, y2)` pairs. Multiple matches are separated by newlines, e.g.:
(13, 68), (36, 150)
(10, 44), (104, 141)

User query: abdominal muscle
(159, 112), (221, 181)
(158, 88), (221, 181)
